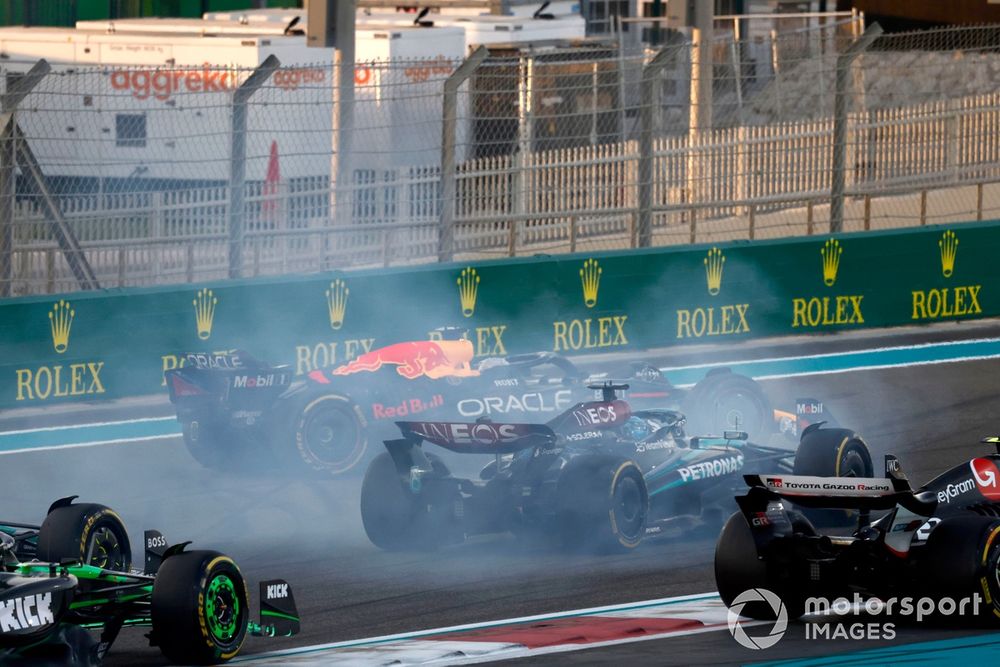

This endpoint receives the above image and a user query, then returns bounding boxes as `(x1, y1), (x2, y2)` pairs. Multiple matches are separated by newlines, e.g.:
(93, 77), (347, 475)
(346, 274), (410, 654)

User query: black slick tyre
(792, 426), (873, 528)
(557, 457), (648, 553)
(683, 372), (772, 442)
(37, 502), (131, 571)
(360, 452), (420, 550)
(181, 419), (233, 470)
(918, 516), (1000, 626)
(276, 392), (369, 475)
(151, 550), (249, 664)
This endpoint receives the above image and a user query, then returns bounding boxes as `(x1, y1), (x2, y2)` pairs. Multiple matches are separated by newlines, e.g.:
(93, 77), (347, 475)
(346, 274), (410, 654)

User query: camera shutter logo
(727, 588), (788, 650)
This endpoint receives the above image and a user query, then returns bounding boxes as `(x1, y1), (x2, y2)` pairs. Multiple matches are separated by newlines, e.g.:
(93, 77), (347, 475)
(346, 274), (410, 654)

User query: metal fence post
(228, 55), (280, 279)
(0, 59), (50, 296)
(439, 46), (488, 262)
(830, 24), (882, 233)
(637, 46), (675, 248)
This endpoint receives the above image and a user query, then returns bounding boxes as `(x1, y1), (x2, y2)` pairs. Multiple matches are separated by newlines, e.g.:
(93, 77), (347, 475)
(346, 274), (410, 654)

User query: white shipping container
(0, 22), (465, 185)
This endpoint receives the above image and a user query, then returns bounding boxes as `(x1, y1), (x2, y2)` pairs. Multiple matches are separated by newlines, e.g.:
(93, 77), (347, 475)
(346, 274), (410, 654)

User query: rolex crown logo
(326, 279), (349, 330)
(193, 288), (217, 340)
(48, 300), (74, 354)
(821, 238), (843, 287)
(704, 247), (725, 296)
(939, 230), (958, 278)
(580, 258), (602, 308)
(457, 267), (480, 318)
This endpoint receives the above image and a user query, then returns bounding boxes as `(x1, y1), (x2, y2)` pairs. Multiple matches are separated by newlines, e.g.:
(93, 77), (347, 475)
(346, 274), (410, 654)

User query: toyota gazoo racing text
(164, 335), (816, 476)
(715, 432), (1000, 624)
(358, 383), (873, 552)
(0, 497), (298, 665)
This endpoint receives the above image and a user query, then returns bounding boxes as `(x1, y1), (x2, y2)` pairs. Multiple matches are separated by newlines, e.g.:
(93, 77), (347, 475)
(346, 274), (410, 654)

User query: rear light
(170, 374), (207, 397)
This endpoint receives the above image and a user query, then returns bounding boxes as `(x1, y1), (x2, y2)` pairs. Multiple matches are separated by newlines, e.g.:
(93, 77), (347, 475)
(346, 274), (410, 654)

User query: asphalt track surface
(6, 322), (1000, 666)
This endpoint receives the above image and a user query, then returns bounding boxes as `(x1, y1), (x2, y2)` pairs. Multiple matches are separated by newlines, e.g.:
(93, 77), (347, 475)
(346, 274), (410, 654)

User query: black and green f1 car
(1, 497), (299, 665)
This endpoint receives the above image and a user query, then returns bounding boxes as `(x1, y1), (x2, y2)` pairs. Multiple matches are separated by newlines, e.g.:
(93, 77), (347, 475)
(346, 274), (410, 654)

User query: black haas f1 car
(716, 432), (1000, 622)
(1, 497), (298, 665)
(359, 383), (872, 552)
(166, 337), (813, 476)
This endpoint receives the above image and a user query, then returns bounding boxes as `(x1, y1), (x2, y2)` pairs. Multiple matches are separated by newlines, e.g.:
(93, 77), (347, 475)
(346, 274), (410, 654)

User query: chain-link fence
(3, 20), (1000, 295)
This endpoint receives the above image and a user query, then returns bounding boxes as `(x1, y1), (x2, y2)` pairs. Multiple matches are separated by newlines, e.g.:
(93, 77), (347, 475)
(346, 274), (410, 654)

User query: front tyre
(792, 426), (873, 529)
(792, 427), (873, 479)
(37, 502), (131, 571)
(683, 372), (772, 442)
(151, 550), (249, 664)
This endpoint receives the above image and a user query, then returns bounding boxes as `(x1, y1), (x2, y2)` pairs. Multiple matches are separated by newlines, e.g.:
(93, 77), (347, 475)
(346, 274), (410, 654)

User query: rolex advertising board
(0, 221), (995, 408)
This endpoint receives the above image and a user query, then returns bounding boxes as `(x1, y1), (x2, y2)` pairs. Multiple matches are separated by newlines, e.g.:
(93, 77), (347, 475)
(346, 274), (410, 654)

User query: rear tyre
(715, 511), (810, 620)
(557, 457), (648, 553)
(792, 427), (873, 528)
(276, 392), (369, 475)
(683, 372), (772, 442)
(181, 420), (233, 470)
(37, 502), (131, 571)
(715, 512), (770, 615)
(151, 550), (249, 664)
(360, 452), (455, 551)
(918, 516), (1000, 626)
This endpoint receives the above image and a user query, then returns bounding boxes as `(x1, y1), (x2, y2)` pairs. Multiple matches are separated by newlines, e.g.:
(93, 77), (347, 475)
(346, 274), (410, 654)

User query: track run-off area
(5, 323), (1000, 665)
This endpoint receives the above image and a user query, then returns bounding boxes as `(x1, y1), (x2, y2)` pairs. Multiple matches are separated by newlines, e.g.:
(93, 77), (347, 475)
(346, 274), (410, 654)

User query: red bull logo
(332, 340), (479, 380)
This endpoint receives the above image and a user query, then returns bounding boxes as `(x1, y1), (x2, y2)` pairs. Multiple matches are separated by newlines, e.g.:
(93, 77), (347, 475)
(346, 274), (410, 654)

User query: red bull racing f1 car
(0, 497), (298, 665)
(715, 433), (1000, 622)
(358, 383), (871, 552)
(166, 337), (815, 476)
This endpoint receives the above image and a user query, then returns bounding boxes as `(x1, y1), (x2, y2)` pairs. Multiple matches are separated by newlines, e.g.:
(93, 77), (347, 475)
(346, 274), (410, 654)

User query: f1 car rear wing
(164, 350), (292, 405)
(396, 420), (556, 454)
(741, 455), (933, 514)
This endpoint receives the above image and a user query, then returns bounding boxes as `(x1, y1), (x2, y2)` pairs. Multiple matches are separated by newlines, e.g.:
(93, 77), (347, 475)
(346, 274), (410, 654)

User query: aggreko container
(0, 21), (464, 184)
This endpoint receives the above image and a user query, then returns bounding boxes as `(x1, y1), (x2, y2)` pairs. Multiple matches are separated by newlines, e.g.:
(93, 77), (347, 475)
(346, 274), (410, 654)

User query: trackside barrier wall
(0, 220), (996, 409)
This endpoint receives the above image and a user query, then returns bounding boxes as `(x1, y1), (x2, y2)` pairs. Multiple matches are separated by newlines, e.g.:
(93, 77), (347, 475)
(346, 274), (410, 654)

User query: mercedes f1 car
(358, 383), (872, 552)
(1, 497), (298, 665)
(715, 432), (1000, 622)
(166, 337), (810, 476)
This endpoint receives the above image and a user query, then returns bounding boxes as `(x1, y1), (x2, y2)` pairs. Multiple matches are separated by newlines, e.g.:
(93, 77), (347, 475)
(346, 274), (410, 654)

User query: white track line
(0, 433), (180, 456)
(658, 336), (1000, 373)
(234, 592), (727, 663)
(0, 415), (176, 436)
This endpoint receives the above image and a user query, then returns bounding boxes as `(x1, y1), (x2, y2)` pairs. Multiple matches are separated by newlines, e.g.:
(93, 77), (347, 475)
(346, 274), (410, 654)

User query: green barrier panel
(0, 221), (994, 409)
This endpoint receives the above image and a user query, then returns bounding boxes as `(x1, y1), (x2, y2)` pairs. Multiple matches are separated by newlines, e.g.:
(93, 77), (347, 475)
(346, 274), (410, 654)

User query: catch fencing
(3, 19), (1000, 295)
